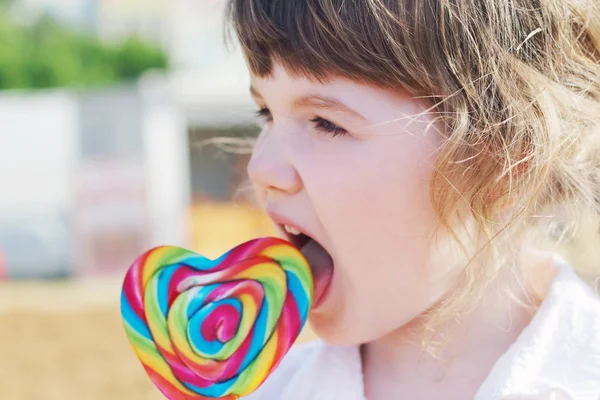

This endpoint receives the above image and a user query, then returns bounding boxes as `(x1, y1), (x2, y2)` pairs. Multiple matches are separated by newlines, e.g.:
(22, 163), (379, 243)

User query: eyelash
(254, 108), (348, 138)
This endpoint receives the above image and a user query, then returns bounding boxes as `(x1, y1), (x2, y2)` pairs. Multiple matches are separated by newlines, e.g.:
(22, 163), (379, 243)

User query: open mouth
(280, 227), (334, 309)
(287, 231), (312, 250)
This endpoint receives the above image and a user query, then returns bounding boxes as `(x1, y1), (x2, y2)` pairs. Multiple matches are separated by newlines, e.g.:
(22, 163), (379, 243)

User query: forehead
(250, 63), (331, 92)
(249, 63), (372, 103)
(250, 62), (419, 111)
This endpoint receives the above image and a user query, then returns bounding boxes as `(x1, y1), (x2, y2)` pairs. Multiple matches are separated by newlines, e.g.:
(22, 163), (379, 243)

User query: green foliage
(112, 37), (169, 81)
(0, 11), (168, 90)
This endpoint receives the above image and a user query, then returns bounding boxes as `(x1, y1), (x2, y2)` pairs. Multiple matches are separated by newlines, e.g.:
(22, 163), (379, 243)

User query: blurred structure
(0, 90), (77, 278)
(0, 0), (273, 280)
(0, 79), (187, 278)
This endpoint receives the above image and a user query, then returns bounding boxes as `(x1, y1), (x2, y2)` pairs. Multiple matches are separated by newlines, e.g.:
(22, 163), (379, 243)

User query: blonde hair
(225, 0), (600, 346)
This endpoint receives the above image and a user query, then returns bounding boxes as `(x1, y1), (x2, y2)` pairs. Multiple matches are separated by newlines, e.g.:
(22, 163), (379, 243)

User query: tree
(0, 10), (169, 90)
(112, 37), (169, 81)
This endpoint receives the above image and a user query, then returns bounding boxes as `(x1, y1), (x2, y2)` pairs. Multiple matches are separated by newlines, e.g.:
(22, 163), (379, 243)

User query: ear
(498, 160), (529, 211)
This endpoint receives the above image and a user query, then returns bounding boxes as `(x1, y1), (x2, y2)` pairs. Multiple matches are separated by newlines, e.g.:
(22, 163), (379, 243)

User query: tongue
(300, 239), (334, 308)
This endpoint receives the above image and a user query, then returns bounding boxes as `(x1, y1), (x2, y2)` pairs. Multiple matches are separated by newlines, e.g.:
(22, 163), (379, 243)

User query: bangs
(225, 0), (433, 94)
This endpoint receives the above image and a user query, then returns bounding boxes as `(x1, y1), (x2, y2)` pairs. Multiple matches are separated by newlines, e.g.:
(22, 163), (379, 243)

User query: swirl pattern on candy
(120, 237), (313, 399)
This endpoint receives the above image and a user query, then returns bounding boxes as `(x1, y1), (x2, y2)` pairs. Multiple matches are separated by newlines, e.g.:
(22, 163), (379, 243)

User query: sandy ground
(0, 279), (316, 400)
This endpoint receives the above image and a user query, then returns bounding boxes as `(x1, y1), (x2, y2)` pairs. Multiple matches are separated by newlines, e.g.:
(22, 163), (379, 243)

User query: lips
(266, 211), (334, 310)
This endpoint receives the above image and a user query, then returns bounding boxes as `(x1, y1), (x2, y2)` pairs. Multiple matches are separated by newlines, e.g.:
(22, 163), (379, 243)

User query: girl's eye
(310, 117), (348, 138)
(254, 108), (272, 123)
(253, 108), (348, 138)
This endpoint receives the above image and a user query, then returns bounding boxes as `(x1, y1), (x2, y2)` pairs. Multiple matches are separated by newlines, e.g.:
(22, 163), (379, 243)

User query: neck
(361, 247), (558, 400)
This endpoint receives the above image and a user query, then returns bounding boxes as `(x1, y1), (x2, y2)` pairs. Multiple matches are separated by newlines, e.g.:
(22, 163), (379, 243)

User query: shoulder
(527, 252), (600, 340)
(500, 261), (600, 397)
(530, 259), (600, 366)
(241, 339), (362, 399)
(477, 258), (600, 399)
(547, 258), (600, 335)
(529, 267), (600, 395)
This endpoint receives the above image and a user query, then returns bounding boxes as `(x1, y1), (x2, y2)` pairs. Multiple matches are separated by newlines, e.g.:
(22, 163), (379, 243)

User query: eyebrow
(249, 85), (368, 122)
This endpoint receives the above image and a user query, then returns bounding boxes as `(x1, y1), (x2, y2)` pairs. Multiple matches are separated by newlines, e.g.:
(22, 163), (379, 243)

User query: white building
(0, 0), (260, 278)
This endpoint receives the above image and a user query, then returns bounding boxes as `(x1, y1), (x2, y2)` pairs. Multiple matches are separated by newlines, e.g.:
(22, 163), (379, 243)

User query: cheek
(311, 136), (438, 256)
(306, 137), (446, 323)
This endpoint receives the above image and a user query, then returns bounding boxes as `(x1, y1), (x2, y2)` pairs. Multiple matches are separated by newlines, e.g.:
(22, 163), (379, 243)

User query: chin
(307, 313), (367, 346)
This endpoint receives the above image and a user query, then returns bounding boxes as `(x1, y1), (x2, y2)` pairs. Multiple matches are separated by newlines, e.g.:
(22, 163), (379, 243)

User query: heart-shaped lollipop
(120, 237), (313, 399)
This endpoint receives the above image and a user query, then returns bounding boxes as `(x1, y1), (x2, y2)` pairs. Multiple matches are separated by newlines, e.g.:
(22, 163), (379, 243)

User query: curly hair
(225, 0), (600, 349)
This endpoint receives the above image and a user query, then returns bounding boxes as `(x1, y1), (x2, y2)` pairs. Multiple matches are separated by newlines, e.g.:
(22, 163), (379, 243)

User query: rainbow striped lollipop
(120, 237), (313, 399)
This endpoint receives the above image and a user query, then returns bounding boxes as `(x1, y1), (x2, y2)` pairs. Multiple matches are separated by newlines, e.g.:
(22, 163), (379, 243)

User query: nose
(247, 129), (303, 196)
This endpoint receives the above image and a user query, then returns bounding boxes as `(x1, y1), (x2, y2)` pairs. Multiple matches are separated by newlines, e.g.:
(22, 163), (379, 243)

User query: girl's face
(248, 63), (464, 345)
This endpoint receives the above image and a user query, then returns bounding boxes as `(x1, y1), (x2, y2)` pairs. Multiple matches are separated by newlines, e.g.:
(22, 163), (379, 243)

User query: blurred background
(0, 0), (287, 398)
(0, 0), (598, 399)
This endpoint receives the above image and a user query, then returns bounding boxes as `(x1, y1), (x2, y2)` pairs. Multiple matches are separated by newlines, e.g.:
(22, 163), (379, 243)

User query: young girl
(225, 0), (600, 398)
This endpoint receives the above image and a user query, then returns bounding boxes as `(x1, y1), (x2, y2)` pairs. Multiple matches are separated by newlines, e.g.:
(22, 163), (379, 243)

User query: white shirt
(244, 257), (600, 399)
